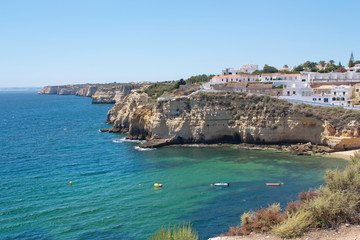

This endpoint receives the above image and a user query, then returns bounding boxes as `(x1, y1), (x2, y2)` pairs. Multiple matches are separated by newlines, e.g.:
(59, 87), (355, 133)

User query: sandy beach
(329, 149), (360, 160)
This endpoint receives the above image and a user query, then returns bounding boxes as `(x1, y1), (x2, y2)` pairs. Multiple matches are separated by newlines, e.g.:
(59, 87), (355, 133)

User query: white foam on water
(134, 146), (155, 151)
(112, 137), (145, 144)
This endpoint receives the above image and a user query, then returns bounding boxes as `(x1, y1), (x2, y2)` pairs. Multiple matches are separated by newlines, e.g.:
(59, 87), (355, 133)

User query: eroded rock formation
(106, 92), (360, 150)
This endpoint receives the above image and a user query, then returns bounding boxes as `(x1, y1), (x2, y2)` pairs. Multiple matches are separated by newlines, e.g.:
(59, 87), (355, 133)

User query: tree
(348, 52), (355, 67)
(325, 65), (335, 72)
(319, 61), (326, 67)
(329, 60), (335, 66)
(303, 61), (317, 69)
(283, 64), (289, 68)
(310, 67), (319, 72)
(263, 64), (278, 73)
(185, 74), (214, 84)
(294, 65), (304, 72)
(174, 78), (186, 89)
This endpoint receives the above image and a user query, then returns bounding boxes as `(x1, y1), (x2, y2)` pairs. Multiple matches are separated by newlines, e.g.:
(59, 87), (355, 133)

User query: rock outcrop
(39, 84), (141, 104)
(106, 91), (360, 150)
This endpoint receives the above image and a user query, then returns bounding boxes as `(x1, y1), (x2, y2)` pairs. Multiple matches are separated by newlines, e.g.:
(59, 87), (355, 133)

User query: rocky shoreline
(100, 126), (335, 156)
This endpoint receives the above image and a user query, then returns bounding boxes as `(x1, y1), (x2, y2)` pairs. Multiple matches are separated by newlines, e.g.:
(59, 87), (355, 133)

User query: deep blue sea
(0, 91), (346, 240)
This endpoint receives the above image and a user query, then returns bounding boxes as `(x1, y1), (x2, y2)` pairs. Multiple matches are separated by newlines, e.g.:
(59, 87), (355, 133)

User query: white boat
(214, 183), (230, 187)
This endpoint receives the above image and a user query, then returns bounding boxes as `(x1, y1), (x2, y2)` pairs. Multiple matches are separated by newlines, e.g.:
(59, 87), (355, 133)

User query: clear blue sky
(0, 0), (359, 87)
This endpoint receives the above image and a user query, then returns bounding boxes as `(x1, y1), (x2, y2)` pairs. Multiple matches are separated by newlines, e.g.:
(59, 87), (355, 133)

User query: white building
(260, 73), (304, 82)
(283, 82), (312, 97)
(210, 74), (259, 84)
(222, 64), (258, 75)
(349, 63), (360, 72)
(311, 85), (353, 106)
(302, 72), (360, 83)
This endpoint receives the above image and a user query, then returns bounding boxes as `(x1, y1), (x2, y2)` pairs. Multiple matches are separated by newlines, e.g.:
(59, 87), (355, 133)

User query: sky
(0, 0), (359, 87)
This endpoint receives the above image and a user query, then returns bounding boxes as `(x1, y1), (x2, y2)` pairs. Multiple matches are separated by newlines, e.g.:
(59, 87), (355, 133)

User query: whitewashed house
(210, 74), (259, 84)
(311, 85), (353, 106)
(260, 73), (303, 82)
(283, 82), (312, 97)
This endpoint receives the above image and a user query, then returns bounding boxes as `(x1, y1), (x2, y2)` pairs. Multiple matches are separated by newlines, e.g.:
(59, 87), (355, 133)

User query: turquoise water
(0, 91), (346, 240)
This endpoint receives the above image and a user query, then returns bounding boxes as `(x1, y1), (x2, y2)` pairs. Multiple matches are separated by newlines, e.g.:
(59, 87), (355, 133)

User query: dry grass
(150, 223), (198, 240)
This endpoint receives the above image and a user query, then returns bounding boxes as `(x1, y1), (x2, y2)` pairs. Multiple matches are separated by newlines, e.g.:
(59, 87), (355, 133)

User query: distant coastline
(0, 87), (41, 92)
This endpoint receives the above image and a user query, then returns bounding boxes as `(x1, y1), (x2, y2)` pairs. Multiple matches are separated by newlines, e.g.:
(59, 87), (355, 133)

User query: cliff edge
(106, 91), (360, 150)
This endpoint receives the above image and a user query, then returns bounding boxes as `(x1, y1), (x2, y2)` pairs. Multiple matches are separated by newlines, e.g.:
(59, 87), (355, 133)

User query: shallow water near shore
(0, 91), (347, 240)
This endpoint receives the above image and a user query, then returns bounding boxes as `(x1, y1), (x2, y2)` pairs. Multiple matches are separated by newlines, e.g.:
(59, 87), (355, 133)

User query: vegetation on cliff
(143, 74), (213, 99)
(224, 153), (360, 238)
(151, 223), (198, 240)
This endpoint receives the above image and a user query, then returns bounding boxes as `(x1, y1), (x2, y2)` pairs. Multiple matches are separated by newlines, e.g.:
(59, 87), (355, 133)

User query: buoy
(69, 181), (73, 185)
(154, 183), (163, 188)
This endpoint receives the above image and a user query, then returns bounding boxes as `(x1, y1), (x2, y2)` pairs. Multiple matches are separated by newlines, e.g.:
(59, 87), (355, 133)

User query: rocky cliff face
(107, 92), (360, 150)
(39, 84), (141, 104)
(91, 85), (141, 104)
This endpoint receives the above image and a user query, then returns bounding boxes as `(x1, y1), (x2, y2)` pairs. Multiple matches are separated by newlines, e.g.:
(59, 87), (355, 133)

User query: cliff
(106, 91), (360, 150)
(39, 84), (141, 104)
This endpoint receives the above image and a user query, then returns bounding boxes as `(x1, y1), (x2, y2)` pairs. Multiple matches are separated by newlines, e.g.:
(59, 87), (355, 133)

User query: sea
(0, 90), (347, 240)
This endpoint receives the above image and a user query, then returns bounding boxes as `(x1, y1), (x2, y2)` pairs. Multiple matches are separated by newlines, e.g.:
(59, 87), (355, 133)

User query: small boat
(265, 183), (284, 186)
(154, 183), (163, 188)
(214, 183), (230, 187)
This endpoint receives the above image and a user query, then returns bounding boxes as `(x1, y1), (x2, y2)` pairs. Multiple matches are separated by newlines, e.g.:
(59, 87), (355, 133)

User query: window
(341, 97), (345, 101)
(293, 91), (296, 94)
(343, 92), (346, 95)
(334, 92), (336, 95)
(356, 89), (359, 92)
(332, 97), (336, 101)
(327, 91), (330, 94)
(287, 91), (290, 96)
(318, 98), (321, 101)
(324, 98), (329, 103)
(313, 98), (316, 101)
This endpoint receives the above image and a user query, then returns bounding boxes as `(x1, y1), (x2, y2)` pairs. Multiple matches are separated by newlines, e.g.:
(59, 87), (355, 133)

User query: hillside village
(197, 54), (360, 108)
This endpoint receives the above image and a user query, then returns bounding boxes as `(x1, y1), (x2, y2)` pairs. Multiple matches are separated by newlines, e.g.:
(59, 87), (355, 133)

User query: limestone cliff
(39, 84), (141, 104)
(106, 92), (360, 150)
(91, 85), (141, 104)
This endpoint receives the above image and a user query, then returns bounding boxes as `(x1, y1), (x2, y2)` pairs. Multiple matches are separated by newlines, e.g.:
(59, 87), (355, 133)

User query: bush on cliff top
(150, 223), (198, 240)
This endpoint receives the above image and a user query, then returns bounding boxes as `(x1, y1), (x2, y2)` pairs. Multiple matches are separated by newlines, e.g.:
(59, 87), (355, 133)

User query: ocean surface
(0, 91), (347, 240)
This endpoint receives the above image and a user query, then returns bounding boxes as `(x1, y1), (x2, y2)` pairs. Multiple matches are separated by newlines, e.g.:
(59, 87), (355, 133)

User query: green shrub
(273, 211), (313, 238)
(325, 154), (360, 193)
(240, 211), (254, 226)
(305, 188), (359, 228)
(151, 223), (198, 240)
